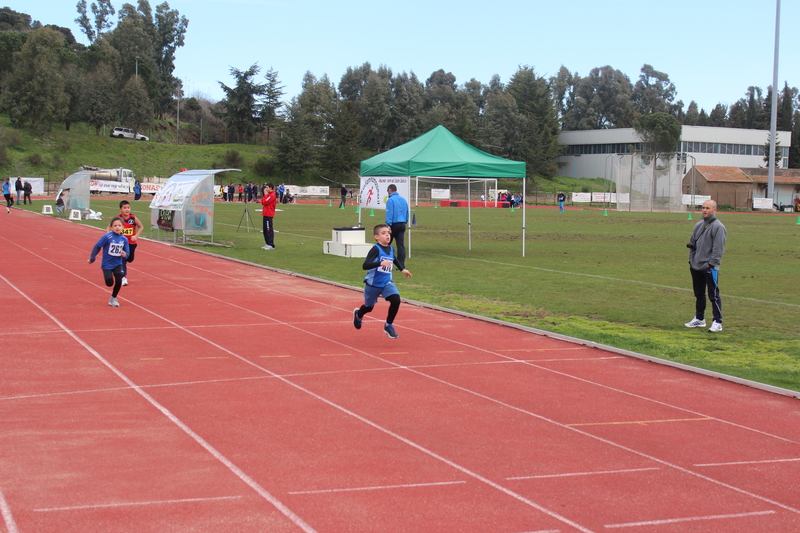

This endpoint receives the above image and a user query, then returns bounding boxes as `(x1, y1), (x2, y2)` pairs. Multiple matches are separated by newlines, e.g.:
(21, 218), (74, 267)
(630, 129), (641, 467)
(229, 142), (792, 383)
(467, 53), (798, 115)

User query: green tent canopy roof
(360, 125), (526, 178)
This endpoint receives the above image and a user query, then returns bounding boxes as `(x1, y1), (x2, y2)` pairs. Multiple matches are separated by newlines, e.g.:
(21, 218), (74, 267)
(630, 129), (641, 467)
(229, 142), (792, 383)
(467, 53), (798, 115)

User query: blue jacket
(90, 232), (130, 270)
(385, 192), (408, 225)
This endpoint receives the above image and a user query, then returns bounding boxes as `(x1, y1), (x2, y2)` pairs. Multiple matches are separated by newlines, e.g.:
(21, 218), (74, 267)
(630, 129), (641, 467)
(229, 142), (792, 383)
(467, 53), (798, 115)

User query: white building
(557, 126), (792, 179)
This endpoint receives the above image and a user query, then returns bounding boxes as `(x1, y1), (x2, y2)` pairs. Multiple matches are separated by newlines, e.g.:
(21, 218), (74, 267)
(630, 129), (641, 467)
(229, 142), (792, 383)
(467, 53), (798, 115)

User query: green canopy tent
(359, 125), (528, 256)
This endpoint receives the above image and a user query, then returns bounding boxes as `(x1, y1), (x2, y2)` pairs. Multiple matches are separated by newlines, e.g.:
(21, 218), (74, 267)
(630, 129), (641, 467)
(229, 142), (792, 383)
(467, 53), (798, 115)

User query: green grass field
(35, 197), (800, 393)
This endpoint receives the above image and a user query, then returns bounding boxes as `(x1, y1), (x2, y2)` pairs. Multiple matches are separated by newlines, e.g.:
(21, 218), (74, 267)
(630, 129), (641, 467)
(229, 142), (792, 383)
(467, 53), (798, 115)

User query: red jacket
(260, 191), (276, 217)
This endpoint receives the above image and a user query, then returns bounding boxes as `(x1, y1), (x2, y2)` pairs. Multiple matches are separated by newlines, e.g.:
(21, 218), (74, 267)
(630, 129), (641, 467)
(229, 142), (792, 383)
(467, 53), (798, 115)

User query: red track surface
(1, 208), (799, 533)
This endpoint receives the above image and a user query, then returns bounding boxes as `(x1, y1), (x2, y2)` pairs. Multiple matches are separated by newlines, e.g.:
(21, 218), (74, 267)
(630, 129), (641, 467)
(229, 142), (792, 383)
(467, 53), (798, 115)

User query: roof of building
(694, 166), (752, 183)
(740, 167), (800, 184)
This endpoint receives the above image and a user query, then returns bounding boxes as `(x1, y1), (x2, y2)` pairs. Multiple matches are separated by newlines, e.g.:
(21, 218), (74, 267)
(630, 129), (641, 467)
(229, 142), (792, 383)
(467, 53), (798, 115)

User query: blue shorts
(363, 282), (399, 307)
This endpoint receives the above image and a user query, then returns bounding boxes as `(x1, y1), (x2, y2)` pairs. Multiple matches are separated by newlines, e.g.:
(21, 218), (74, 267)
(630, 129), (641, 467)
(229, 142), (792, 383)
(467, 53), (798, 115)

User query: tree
(218, 63), (266, 143)
(388, 71), (424, 147)
(634, 112), (682, 203)
(359, 71), (392, 150)
(777, 82), (797, 132)
(763, 133), (782, 168)
(260, 67), (284, 145)
(118, 76), (154, 133)
(506, 66), (562, 176)
(565, 66), (635, 129)
(275, 99), (315, 181)
(789, 111), (800, 169)
(62, 63), (88, 130)
(708, 104), (728, 127)
(1, 27), (69, 129)
(296, 71), (337, 145)
(74, 0), (115, 43)
(632, 64), (677, 116)
(319, 101), (363, 180)
(85, 62), (119, 134)
(684, 101), (699, 125)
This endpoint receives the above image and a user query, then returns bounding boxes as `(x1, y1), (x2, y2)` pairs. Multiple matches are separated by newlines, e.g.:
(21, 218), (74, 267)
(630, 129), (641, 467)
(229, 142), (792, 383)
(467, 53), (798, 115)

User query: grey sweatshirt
(688, 215), (726, 271)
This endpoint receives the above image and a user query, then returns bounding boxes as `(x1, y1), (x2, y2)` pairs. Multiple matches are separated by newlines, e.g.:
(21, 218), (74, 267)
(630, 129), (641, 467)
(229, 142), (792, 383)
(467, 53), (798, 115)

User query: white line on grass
(419, 252), (800, 309)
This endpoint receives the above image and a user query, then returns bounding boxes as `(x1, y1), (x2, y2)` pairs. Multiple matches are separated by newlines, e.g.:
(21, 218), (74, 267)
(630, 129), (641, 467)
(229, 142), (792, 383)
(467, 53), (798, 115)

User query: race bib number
(378, 255), (392, 273)
(109, 242), (125, 257)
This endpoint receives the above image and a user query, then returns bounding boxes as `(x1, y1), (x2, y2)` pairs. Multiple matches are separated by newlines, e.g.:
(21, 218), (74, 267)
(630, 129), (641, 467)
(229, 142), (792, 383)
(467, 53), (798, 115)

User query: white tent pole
(521, 178), (526, 257)
(357, 175), (363, 227)
(468, 178), (472, 250)
(407, 176), (413, 259)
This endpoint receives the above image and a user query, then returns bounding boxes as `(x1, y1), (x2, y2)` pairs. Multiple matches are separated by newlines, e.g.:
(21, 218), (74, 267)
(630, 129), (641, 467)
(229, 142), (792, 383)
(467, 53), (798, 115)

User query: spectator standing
(557, 191), (566, 213)
(133, 181), (142, 201)
(385, 183), (409, 267)
(23, 180), (32, 205)
(14, 176), (23, 205)
(340, 184), (347, 208)
(260, 183), (277, 250)
(684, 200), (727, 333)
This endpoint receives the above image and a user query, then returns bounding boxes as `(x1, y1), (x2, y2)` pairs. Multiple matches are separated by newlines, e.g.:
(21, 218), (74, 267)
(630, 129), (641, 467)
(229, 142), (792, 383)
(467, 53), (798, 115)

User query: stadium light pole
(767, 0), (780, 202)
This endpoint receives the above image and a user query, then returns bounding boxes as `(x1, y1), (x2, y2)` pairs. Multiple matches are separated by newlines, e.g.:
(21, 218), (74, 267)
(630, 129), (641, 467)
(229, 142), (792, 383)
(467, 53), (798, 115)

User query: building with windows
(557, 126), (792, 179)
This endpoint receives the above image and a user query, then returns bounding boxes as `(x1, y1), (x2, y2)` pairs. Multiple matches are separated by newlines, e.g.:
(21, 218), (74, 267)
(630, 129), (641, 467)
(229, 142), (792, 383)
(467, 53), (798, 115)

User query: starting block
(69, 209), (82, 220)
(42, 205), (53, 214)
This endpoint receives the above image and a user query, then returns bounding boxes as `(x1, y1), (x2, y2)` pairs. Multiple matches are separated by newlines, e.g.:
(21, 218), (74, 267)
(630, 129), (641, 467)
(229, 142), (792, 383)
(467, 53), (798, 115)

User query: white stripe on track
(0, 488), (20, 533)
(0, 273), (319, 533)
(34, 495), (242, 512)
(604, 510), (775, 528)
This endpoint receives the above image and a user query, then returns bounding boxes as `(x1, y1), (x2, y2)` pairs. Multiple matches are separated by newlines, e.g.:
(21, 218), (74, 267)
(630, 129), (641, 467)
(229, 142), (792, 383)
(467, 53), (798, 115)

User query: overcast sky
(24, 0), (800, 113)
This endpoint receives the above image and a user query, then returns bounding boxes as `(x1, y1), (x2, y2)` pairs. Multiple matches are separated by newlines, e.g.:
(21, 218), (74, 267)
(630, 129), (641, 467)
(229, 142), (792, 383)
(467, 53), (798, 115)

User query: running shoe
(261, 245), (274, 250)
(353, 309), (362, 330)
(708, 321), (723, 333)
(121, 276), (128, 286)
(383, 324), (398, 339)
(684, 317), (706, 328)
(109, 297), (120, 307)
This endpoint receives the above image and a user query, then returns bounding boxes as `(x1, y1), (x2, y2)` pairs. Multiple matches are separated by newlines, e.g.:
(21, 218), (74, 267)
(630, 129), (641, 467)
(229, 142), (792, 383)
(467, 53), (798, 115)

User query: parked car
(110, 127), (149, 141)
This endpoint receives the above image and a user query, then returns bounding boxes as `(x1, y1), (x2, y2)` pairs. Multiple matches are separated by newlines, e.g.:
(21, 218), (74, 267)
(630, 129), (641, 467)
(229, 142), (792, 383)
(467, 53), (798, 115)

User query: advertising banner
(359, 176), (410, 211)
(149, 178), (203, 211)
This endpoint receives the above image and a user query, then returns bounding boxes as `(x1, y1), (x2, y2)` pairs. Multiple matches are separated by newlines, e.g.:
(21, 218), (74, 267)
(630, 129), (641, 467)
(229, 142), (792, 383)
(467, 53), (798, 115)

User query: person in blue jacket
(89, 217), (130, 307)
(353, 224), (412, 338)
(385, 183), (409, 267)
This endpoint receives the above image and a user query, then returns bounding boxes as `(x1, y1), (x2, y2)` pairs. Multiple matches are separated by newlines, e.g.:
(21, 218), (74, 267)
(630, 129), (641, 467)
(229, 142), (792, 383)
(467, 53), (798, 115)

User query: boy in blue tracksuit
(89, 216), (130, 307)
(353, 224), (412, 338)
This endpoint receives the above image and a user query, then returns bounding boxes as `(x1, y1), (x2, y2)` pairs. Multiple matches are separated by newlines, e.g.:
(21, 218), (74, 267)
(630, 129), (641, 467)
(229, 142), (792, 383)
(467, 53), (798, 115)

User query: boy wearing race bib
(353, 224), (412, 338)
(89, 217), (130, 307)
(110, 200), (143, 286)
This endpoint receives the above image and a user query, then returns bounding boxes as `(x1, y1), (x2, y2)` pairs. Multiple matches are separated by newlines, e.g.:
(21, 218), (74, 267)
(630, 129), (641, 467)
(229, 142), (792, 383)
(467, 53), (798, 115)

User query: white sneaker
(121, 276), (128, 286)
(109, 297), (120, 307)
(708, 321), (723, 332)
(684, 317), (706, 328)
(261, 245), (274, 250)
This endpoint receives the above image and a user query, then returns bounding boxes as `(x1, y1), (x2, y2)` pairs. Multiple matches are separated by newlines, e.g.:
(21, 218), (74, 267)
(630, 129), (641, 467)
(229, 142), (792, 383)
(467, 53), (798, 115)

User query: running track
(1, 209), (799, 533)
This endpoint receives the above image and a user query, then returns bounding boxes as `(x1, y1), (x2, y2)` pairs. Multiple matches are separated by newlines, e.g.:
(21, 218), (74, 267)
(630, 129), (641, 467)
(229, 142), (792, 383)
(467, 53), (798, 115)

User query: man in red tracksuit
(260, 183), (276, 250)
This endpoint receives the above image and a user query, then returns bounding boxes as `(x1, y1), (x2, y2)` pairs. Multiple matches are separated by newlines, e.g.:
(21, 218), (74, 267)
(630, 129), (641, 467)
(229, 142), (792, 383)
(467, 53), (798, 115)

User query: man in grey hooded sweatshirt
(685, 200), (727, 332)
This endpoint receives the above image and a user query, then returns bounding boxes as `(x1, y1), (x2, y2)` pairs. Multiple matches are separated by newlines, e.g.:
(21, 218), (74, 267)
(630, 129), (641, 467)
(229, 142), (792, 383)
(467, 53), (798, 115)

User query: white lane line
(0, 273), (319, 533)
(695, 457), (800, 467)
(604, 510), (776, 528)
(288, 480), (467, 495)
(34, 495), (243, 512)
(508, 468), (660, 480)
(0, 487), (20, 533)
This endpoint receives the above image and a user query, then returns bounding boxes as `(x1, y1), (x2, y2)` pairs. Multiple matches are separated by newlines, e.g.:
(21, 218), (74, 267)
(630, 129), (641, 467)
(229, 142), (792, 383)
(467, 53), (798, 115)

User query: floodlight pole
(767, 0), (780, 202)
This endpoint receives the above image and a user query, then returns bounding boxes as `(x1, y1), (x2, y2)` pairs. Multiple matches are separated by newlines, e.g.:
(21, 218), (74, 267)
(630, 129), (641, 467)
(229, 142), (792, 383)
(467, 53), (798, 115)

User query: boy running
(353, 224), (412, 338)
(109, 200), (143, 286)
(89, 217), (130, 307)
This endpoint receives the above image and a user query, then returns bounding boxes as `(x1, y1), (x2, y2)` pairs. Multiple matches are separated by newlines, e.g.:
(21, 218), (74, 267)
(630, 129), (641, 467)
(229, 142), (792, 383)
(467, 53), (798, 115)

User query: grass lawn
(40, 197), (800, 392)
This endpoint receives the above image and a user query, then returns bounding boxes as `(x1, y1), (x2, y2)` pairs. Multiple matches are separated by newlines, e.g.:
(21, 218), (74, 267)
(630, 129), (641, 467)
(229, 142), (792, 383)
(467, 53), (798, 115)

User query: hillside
(0, 117), (283, 184)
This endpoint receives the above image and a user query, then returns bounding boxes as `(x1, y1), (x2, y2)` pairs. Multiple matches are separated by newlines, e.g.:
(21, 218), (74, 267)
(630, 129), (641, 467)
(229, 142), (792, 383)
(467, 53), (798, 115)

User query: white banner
(572, 192), (591, 203)
(149, 178), (203, 210)
(431, 188), (451, 200)
(18, 177), (45, 195)
(753, 197), (774, 209)
(91, 180), (130, 193)
(140, 182), (163, 195)
(287, 185), (328, 196)
(682, 194), (712, 206)
(359, 176), (410, 211)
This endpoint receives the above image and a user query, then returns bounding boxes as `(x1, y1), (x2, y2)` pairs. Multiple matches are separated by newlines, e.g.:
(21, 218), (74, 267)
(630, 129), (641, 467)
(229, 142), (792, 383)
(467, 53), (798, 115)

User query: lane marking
(501, 348), (585, 352)
(288, 480), (466, 495)
(140, 358), (164, 361)
(320, 353), (351, 357)
(568, 418), (712, 427)
(436, 350), (465, 353)
(379, 352), (409, 355)
(197, 357), (229, 360)
(260, 355), (291, 358)
(695, 457), (800, 467)
(508, 468), (660, 480)
(34, 495), (243, 512)
(0, 488), (19, 533)
(0, 273), (319, 533)
(604, 510), (776, 528)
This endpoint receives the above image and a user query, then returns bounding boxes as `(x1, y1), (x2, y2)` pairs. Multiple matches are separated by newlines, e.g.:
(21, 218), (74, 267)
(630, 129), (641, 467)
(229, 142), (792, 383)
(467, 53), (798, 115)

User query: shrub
(28, 152), (44, 165)
(0, 144), (8, 166)
(223, 149), (244, 167)
(254, 157), (275, 176)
